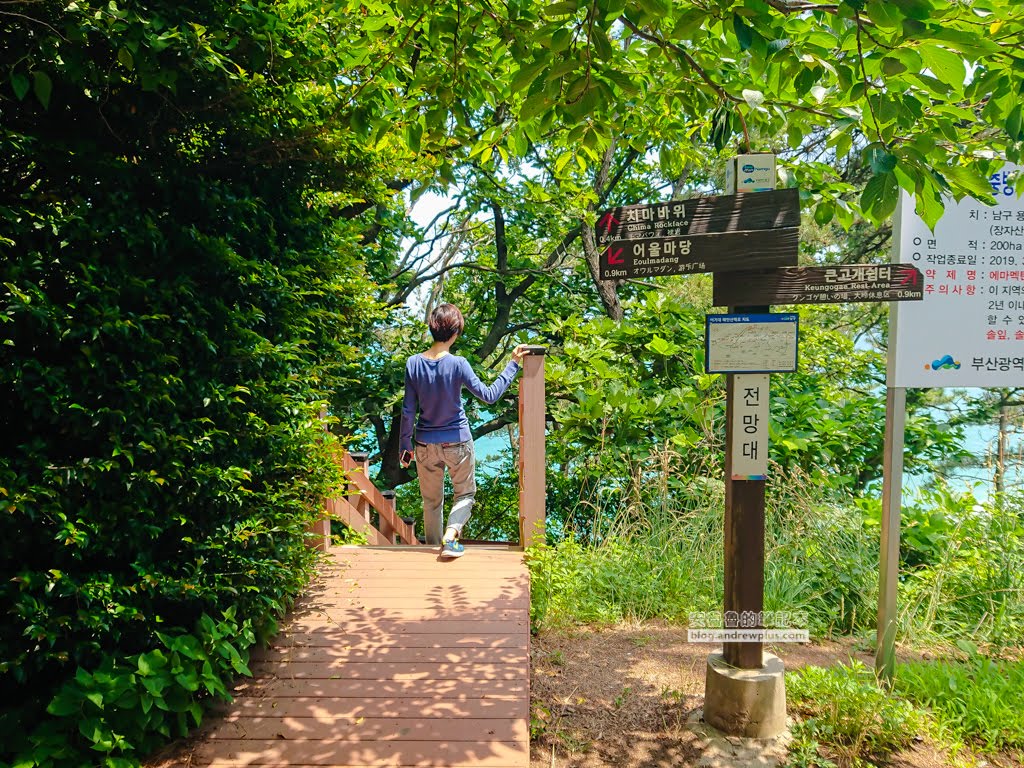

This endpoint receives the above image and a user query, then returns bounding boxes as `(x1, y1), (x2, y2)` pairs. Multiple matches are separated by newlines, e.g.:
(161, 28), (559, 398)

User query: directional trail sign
(713, 264), (925, 306)
(596, 188), (800, 281)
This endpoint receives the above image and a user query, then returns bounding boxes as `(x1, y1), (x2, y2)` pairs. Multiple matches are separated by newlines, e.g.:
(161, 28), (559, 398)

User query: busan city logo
(928, 354), (961, 371)
(742, 163), (770, 173)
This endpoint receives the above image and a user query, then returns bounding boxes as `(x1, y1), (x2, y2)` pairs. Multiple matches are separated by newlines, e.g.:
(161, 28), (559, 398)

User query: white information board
(726, 153), (777, 193)
(731, 373), (770, 480)
(706, 313), (799, 374)
(892, 167), (1024, 387)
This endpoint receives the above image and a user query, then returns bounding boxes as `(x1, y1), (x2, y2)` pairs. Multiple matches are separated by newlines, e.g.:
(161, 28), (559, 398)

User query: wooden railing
(307, 448), (419, 551)
(310, 347), (547, 551)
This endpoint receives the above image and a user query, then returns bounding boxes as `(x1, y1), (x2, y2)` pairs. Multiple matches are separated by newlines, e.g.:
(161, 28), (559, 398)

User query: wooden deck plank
(195, 739), (526, 766)
(206, 717), (527, 742)
(253, 646), (528, 664)
(217, 697), (526, 719)
(264, 632), (529, 649)
(229, 678), (528, 698)
(279, 620), (528, 635)
(248, 661), (524, 680)
(189, 547), (529, 768)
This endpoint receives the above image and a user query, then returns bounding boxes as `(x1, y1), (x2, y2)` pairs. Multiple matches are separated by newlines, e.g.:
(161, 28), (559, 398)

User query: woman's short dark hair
(428, 303), (465, 342)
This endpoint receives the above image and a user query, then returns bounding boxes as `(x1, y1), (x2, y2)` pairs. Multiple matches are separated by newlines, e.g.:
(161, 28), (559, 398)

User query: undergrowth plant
(527, 448), (878, 634)
(786, 661), (924, 767)
(898, 488), (1024, 650)
(896, 650), (1024, 753)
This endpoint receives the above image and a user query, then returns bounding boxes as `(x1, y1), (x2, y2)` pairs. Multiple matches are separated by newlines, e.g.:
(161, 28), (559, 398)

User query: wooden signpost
(597, 159), (926, 736)
(713, 264), (924, 306)
(596, 188), (800, 280)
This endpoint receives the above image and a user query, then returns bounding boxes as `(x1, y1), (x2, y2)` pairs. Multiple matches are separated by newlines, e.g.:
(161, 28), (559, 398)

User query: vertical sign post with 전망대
(717, 157), (778, 675)
(731, 374), (770, 480)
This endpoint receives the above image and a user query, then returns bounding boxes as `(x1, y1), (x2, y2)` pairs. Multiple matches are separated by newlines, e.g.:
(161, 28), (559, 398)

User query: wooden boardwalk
(191, 546), (531, 767)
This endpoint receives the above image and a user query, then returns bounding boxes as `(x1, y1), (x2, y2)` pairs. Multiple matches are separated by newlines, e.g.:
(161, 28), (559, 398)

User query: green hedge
(1, 1), (388, 764)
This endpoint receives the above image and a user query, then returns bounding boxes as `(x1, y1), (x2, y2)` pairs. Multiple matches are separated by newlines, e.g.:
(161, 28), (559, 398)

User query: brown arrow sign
(599, 228), (799, 280)
(596, 188), (800, 245)
(713, 264), (925, 306)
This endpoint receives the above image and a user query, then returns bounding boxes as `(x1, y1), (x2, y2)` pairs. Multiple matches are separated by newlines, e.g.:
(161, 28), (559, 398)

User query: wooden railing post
(380, 490), (397, 544)
(307, 407), (332, 551)
(348, 451), (371, 525)
(518, 346), (547, 549)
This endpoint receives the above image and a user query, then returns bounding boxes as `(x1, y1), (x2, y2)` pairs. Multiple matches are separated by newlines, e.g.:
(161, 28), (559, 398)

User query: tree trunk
(581, 141), (624, 321)
(996, 404), (1008, 498)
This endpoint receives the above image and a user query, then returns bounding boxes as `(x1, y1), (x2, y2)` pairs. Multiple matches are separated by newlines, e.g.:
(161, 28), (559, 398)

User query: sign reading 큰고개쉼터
(713, 264), (924, 306)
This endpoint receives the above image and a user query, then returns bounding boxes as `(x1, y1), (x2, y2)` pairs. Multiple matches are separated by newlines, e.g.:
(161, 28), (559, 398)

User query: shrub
(1, 1), (387, 764)
(896, 651), (1024, 752)
(787, 661), (924, 766)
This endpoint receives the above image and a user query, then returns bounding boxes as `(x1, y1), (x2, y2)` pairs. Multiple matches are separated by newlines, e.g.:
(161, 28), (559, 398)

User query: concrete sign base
(703, 652), (787, 738)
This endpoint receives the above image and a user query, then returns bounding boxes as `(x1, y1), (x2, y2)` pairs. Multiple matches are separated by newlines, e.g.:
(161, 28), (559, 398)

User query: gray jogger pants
(415, 440), (476, 545)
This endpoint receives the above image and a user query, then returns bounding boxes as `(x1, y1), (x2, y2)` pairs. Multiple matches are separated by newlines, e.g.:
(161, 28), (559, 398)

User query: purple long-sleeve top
(400, 354), (520, 453)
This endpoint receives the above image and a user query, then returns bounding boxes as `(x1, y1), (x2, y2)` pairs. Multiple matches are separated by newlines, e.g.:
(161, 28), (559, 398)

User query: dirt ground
(528, 622), (1019, 768)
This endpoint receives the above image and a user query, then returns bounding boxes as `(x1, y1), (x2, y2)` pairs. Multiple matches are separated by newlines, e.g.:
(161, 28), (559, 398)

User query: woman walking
(399, 304), (526, 559)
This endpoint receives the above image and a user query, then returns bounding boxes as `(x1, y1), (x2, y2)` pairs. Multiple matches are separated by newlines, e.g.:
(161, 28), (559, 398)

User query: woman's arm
(460, 348), (526, 404)
(399, 360), (417, 460)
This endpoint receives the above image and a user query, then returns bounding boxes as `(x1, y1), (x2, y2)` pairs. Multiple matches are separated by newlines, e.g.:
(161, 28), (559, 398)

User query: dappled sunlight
(176, 546), (530, 767)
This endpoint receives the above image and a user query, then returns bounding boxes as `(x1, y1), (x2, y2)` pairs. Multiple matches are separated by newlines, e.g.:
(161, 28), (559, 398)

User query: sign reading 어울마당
(892, 166), (1024, 387)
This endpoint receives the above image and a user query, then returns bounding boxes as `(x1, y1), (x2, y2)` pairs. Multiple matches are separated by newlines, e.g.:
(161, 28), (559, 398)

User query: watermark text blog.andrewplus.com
(686, 611), (809, 643)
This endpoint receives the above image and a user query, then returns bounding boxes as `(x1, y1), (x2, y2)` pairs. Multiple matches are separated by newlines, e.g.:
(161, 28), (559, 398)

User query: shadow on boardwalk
(148, 546), (530, 768)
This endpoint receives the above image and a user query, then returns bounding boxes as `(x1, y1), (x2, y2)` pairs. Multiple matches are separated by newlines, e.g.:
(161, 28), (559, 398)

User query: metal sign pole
(876, 385), (906, 680)
(877, 195), (907, 681)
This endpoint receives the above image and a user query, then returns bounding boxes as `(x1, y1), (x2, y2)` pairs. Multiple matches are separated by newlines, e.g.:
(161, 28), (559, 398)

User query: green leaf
(47, 690), (81, 717)
(889, 0), (935, 22)
(520, 92), (551, 122)
(930, 28), (1000, 58)
(880, 57), (907, 76)
(942, 165), (997, 203)
(918, 44), (965, 91)
(733, 15), (754, 51)
(865, 1), (904, 28)
(742, 89), (765, 108)
(867, 146), (897, 174)
(646, 335), (680, 356)
(860, 171), (899, 221)
(1007, 105), (1023, 142)
(814, 202), (835, 226)
(592, 26), (614, 61)
(138, 649), (168, 675)
(117, 48), (134, 70)
(405, 120), (422, 153)
(545, 0), (579, 16)
(511, 59), (546, 94)
(914, 185), (945, 231)
(10, 72), (30, 100)
(32, 71), (52, 109)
